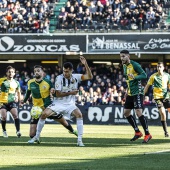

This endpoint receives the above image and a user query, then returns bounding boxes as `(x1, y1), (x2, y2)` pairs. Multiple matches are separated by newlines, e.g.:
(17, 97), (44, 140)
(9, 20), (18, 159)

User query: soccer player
(28, 56), (93, 146)
(120, 50), (152, 143)
(144, 62), (170, 137)
(21, 65), (77, 139)
(0, 66), (22, 138)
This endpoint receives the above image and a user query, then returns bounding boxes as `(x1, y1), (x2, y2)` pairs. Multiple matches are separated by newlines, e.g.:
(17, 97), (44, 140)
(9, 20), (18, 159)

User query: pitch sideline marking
(144, 150), (170, 155)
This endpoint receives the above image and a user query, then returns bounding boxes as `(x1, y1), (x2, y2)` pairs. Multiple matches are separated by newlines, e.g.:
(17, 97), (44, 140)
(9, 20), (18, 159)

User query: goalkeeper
(20, 65), (77, 139)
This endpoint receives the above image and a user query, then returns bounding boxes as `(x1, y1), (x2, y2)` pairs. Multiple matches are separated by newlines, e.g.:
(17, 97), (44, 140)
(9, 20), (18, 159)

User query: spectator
(6, 11), (13, 23)
(112, 0), (121, 10)
(76, 95), (84, 105)
(25, 1), (32, 13)
(75, 6), (84, 28)
(58, 7), (67, 29)
(146, 6), (155, 28)
(88, 1), (97, 18)
(103, 87), (112, 104)
(95, 87), (102, 105)
(101, 95), (109, 104)
(83, 8), (91, 27)
(84, 94), (92, 110)
(100, 81), (106, 94)
(143, 96), (152, 105)
(79, 86), (84, 96)
(0, 16), (8, 33)
(116, 95), (125, 105)
(43, 70), (51, 80)
(129, 0), (136, 10)
(31, 18), (39, 33)
(14, 14), (24, 32)
(112, 7), (121, 26)
(65, 6), (76, 29)
(120, 7), (132, 29)
(65, 1), (71, 13)
(136, 8), (146, 29)
(80, 1), (88, 12)
(23, 16), (32, 33)
(20, 63), (31, 76)
(71, 1), (77, 12)
(93, 0), (104, 22)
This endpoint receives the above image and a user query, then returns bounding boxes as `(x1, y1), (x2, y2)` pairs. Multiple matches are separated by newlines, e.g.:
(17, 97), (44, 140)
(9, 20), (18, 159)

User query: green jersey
(123, 60), (147, 96)
(24, 78), (53, 108)
(0, 78), (20, 103)
(147, 72), (170, 99)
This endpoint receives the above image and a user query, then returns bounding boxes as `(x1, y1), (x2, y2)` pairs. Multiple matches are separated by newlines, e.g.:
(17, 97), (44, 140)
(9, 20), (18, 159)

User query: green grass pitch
(0, 124), (170, 170)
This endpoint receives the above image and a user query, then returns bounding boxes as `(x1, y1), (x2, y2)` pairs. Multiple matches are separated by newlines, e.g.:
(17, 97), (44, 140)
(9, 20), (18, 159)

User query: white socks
(35, 118), (84, 142)
(76, 118), (83, 142)
(35, 119), (45, 138)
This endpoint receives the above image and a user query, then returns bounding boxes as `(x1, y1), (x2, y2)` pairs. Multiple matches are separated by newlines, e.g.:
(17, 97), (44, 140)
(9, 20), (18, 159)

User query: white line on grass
(144, 150), (170, 155)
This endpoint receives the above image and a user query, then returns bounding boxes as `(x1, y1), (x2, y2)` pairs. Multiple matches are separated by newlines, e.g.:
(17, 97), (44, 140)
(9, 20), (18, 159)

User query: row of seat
(49, 0), (170, 33)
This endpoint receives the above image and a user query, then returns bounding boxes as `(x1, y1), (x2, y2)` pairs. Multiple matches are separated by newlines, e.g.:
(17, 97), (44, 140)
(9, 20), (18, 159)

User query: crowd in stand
(0, 0), (54, 33)
(58, 0), (168, 30)
(14, 62), (170, 107)
(0, 0), (168, 33)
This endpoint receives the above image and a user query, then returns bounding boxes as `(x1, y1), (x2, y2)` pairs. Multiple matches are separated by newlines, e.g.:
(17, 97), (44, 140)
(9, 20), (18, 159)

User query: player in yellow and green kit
(0, 66), (22, 138)
(144, 62), (170, 137)
(21, 65), (77, 140)
(120, 50), (152, 143)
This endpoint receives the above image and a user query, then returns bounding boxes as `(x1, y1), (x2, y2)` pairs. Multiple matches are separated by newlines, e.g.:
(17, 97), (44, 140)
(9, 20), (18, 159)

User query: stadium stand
(0, 0), (169, 33)
(52, 0), (170, 32)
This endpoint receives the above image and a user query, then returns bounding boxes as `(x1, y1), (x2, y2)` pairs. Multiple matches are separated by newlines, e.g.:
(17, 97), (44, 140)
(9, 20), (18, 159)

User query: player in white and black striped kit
(29, 56), (93, 146)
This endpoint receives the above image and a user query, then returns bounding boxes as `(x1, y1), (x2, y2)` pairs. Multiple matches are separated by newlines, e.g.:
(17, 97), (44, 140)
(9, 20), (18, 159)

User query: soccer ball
(30, 106), (43, 119)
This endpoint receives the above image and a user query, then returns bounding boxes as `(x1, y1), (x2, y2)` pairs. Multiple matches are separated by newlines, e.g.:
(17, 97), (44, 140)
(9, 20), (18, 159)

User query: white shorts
(47, 101), (78, 120)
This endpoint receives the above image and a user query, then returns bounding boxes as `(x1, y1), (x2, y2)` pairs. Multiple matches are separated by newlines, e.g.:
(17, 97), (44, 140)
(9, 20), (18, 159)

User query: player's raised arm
(80, 56), (93, 81)
(144, 84), (150, 96)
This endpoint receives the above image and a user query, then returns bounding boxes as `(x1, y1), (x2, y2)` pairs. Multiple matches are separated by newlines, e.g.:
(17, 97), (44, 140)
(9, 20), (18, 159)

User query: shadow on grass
(0, 136), (170, 147)
(1, 148), (170, 170)
(1, 136), (170, 170)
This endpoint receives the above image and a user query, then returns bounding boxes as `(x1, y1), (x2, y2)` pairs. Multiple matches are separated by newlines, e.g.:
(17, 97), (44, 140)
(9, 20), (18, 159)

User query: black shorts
(0, 102), (17, 111)
(154, 99), (170, 109)
(124, 94), (143, 109)
(30, 117), (39, 124)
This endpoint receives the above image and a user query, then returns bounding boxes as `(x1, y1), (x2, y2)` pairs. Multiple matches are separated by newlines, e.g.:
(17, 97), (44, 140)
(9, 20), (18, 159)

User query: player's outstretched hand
(80, 56), (87, 65)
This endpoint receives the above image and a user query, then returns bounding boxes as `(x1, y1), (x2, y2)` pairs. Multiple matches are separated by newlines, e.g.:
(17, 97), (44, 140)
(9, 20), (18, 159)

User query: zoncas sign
(12, 45), (80, 52)
(0, 35), (85, 53)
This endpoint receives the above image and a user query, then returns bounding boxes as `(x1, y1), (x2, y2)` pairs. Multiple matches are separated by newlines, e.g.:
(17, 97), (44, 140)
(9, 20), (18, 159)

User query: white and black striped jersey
(54, 74), (82, 104)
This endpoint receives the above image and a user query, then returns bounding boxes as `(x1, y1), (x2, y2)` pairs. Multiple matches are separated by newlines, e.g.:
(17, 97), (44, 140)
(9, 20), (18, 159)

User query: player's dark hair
(6, 66), (15, 72)
(157, 62), (164, 66)
(120, 50), (129, 54)
(34, 65), (43, 70)
(63, 62), (73, 70)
